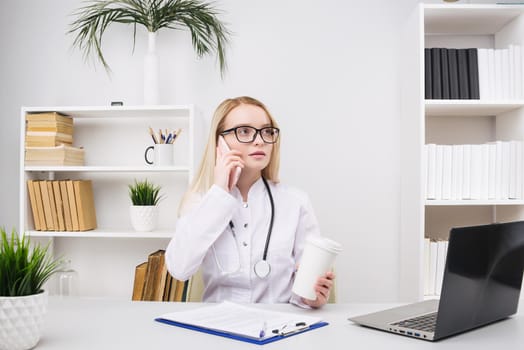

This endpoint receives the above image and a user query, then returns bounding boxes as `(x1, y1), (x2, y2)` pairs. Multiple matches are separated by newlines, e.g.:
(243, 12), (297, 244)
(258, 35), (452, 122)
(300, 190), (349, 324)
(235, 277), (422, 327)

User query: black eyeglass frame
(220, 126), (280, 144)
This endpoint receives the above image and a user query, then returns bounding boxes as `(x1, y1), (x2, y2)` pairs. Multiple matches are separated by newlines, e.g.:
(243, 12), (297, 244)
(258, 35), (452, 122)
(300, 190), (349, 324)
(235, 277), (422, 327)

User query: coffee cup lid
(306, 235), (342, 253)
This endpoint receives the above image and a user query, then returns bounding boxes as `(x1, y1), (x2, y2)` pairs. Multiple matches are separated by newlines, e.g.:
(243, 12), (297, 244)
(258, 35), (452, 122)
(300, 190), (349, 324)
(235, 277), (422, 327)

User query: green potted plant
(128, 179), (163, 231)
(69, 0), (231, 103)
(0, 228), (62, 350)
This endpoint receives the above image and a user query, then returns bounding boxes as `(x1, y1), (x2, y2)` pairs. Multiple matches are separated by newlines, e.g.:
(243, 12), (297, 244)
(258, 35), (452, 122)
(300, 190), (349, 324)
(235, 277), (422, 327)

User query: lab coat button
(242, 241), (248, 247)
(244, 223), (248, 228)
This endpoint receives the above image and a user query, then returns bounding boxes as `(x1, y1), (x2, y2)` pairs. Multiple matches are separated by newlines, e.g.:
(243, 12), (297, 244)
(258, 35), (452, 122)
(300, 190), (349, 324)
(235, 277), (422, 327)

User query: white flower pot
(130, 205), (158, 232)
(0, 290), (48, 350)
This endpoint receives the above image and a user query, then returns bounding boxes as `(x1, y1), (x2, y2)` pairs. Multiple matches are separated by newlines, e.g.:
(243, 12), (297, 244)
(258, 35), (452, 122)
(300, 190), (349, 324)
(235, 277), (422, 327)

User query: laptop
(349, 221), (524, 341)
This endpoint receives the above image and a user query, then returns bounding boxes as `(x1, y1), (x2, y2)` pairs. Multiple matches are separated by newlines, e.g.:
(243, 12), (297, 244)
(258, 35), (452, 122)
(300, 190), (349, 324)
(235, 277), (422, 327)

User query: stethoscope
(212, 177), (275, 279)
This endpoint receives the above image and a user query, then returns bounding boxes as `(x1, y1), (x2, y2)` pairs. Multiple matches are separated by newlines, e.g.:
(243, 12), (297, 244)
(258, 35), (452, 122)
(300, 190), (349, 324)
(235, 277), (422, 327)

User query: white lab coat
(165, 177), (321, 304)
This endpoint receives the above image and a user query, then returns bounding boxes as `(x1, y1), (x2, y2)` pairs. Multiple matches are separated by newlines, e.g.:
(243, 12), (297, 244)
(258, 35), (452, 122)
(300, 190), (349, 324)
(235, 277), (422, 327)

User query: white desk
(38, 297), (523, 349)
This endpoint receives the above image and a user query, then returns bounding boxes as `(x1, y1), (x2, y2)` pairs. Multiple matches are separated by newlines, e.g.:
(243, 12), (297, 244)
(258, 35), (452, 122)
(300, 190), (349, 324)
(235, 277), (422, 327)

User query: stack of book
(425, 141), (524, 200)
(26, 179), (97, 231)
(25, 144), (85, 166)
(132, 250), (189, 302)
(25, 112), (84, 165)
(425, 44), (524, 100)
(425, 47), (479, 99)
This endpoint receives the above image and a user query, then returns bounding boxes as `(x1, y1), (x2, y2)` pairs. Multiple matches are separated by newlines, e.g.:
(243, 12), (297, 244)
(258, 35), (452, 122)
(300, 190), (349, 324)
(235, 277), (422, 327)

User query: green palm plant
(129, 179), (163, 206)
(0, 228), (62, 296)
(69, 0), (230, 74)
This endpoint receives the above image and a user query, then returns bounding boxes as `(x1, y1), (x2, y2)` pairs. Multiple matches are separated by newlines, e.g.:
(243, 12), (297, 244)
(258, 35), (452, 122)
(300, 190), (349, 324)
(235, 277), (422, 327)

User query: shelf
(22, 105), (193, 119)
(426, 199), (524, 206)
(24, 165), (191, 172)
(425, 100), (524, 117)
(424, 4), (524, 35)
(25, 228), (175, 238)
(401, 3), (524, 301)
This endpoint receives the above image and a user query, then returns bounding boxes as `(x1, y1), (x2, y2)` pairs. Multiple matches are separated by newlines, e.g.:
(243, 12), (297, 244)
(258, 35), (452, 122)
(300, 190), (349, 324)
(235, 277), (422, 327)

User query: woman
(165, 96), (334, 308)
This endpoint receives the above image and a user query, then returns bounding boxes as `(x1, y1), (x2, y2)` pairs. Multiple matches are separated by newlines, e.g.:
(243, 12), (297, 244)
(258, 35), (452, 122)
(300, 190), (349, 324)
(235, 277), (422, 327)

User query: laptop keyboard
(390, 312), (437, 333)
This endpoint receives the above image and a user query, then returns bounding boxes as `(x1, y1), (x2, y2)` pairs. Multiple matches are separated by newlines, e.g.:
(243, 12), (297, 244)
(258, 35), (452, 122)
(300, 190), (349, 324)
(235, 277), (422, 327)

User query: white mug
(292, 235), (342, 300)
(144, 144), (174, 166)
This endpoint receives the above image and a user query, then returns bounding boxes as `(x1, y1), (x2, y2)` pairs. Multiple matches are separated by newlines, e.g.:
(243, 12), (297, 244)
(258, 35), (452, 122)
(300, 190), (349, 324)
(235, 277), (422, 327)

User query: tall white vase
(144, 31), (159, 105)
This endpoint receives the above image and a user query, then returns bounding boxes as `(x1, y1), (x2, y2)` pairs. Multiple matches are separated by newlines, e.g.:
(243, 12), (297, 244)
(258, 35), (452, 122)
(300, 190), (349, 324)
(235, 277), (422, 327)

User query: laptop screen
(435, 221), (524, 339)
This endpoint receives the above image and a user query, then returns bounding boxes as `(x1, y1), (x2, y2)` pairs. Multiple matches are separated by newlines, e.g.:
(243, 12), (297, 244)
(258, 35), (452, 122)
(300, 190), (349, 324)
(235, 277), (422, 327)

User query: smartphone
(218, 136), (242, 189)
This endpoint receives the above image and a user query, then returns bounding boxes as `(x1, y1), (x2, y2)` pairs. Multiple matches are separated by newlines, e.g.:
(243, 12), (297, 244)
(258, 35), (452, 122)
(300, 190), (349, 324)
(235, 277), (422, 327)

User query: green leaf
(69, 0), (230, 75)
(128, 179), (163, 205)
(0, 228), (63, 296)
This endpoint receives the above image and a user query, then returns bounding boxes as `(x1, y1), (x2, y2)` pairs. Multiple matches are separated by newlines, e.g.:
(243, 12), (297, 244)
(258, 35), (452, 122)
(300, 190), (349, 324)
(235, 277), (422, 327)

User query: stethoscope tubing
(213, 177), (275, 278)
(260, 177), (274, 261)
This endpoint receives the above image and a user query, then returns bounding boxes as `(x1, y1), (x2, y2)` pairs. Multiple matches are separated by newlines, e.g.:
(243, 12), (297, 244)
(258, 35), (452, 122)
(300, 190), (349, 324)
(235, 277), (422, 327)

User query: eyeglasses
(220, 126), (280, 144)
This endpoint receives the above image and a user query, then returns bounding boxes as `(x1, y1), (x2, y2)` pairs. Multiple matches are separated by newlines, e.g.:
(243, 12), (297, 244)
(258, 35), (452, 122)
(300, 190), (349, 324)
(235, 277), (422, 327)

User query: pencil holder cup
(145, 144), (174, 166)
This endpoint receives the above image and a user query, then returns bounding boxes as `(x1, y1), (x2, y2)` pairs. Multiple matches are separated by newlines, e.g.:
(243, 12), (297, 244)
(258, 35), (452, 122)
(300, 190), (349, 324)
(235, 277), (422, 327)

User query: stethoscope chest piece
(254, 260), (271, 278)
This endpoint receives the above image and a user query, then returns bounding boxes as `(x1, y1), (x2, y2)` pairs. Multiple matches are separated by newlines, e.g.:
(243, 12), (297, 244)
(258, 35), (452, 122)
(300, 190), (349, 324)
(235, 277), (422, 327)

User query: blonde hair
(179, 96), (280, 214)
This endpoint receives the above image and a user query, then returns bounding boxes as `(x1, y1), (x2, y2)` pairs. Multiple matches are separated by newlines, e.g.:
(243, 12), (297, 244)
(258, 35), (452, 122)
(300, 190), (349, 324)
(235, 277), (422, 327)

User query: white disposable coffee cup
(292, 235), (342, 300)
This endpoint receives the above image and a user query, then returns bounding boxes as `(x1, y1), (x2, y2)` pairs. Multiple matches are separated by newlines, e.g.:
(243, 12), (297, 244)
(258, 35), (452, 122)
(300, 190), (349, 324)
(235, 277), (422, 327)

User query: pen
(259, 321), (267, 338)
(271, 322), (308, 335)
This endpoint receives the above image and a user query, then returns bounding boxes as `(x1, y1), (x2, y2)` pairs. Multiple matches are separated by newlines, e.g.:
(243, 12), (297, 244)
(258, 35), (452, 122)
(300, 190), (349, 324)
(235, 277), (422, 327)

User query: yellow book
(66, 180), (79, 231)
(39, 180), (54, 231)
(26, 122), (74, 134)
(52, 181), (65, 231)
(26, 112), (73, 124)
(25, 132), (73, 147)
(59, 181), (73, 231)
(25, 145), (84, 166)
(32, 181), (47, 230)
(143, 250), (167, 301)
(26, 180), (42, 231)
(73, 180), (97, 231)
(132, 261), (148, 301)
(163, 274), (173, 302)
(174, 280), (187, 302)
(46, 181), (59, 231)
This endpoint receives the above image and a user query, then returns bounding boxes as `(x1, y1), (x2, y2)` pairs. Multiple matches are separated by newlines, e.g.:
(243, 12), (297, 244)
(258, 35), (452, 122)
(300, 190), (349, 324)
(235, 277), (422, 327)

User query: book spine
(487, 48), (496, 99)
(425, 48), (433, 99)
(451, 144), (463, 200)
(440, 48), (450, 99)
(426, 144), (437, 199)
(435, 145), (444, 200)
(26, 180), (42, 231)
(501, 49), (510, 100)
(448, 49), (460, 99)
(457, 49), (470, 99)
(477, 48), (489, 100)
(462, 144), (471, 199)
(467, 48), (480, 99)
(441, 145), (452, 200)
(431, 48), (442, 99)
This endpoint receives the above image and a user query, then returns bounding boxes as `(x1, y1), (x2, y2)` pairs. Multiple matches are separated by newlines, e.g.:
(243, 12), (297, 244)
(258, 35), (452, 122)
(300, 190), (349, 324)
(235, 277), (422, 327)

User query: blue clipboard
(154, 317), (329, 345)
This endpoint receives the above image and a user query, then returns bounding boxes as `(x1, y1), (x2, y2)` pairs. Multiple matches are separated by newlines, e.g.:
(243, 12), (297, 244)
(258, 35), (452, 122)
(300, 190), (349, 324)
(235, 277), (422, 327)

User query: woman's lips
(249, 151), (266, 158)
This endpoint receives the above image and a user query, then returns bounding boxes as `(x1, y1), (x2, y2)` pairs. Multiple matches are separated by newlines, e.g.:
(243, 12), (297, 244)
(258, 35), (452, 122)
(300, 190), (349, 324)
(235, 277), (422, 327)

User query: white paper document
(157, 301), (323, 340)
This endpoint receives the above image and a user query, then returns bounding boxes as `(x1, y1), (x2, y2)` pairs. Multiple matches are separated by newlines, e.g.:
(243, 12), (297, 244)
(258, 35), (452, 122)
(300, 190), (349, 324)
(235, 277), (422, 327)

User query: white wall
(0, 0), (501, 302)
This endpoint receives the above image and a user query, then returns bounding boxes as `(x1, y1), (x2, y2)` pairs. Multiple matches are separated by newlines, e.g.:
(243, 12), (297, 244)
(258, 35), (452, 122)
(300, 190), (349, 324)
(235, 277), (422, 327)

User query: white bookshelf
(19, 105), (195, 236)
(401, 4), (524, 301)
(19, 105), (196, 297)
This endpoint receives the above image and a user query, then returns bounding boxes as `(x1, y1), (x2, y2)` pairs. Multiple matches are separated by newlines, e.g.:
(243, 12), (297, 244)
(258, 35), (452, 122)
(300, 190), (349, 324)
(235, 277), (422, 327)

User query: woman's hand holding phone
(215, 136), (243, 192)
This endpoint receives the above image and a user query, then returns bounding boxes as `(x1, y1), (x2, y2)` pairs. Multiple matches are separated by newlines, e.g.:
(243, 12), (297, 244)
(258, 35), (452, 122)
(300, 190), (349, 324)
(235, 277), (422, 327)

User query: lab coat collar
(231, 176), (267, 203)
